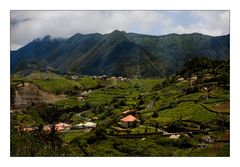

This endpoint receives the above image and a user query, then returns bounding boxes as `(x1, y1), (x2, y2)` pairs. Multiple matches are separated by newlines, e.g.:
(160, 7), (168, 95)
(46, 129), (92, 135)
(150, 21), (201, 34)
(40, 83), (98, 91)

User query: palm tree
(47, 126), (63, 152)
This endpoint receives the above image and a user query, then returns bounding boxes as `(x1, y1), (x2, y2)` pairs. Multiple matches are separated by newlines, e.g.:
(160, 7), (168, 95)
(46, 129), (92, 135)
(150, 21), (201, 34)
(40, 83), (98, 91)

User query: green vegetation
(10, 59), (230, 156)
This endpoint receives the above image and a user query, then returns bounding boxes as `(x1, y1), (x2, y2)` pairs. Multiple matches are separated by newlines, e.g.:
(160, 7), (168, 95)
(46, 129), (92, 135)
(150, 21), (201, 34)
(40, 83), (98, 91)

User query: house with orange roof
(55, 122), (71, 131)
(119, 115), (139, 128)
(43, 125), (51, 132)
(22, 127), (34, 132)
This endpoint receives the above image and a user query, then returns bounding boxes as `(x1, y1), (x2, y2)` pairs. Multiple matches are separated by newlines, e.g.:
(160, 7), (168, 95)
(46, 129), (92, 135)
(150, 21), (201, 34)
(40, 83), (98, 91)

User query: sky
(10, 10), (230, 50)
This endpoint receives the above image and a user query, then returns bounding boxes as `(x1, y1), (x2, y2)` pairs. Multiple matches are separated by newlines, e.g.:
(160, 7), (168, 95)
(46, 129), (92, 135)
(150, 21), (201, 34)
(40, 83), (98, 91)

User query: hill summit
(11, 30), (230, 77)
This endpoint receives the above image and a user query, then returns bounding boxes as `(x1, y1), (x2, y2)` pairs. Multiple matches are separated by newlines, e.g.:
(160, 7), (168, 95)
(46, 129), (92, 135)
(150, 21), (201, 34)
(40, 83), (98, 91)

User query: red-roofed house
(55, 123), (71, 131)
(22, 127), (34, 132)
(43, 125), (51, 132)
(120, 115), (139, 128)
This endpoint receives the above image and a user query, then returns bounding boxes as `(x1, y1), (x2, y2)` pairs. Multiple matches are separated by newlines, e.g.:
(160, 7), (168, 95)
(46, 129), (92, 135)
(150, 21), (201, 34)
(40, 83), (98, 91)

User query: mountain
(11, 30), (230, 77)
(127, 33), (230, 75)
(11, 35), (65, 74)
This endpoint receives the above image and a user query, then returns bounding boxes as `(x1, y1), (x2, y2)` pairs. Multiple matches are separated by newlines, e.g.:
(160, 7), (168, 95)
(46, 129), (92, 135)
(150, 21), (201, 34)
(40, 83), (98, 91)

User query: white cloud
(168, 11), (229, 36)
(10, 11), (173, 50)
(11, 11), (229, 50)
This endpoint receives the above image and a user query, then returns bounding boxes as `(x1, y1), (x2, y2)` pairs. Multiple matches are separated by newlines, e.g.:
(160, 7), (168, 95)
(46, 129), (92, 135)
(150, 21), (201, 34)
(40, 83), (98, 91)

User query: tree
(152, 111), (158, 118)
(46, 126), (63, 151)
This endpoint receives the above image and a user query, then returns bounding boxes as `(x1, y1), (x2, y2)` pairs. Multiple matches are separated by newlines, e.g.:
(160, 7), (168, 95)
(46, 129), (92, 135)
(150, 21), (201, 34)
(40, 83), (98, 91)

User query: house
(22, 127), (34, 132)
(122, 109), (136, 115)
(117, 77), (127, 82)
(77, 96), (84, 101)
(81, 91), (88, 97)
(76, 122), (97, 129)
(43, 125), (51, 132)
(109, 77), (117, 83)
(92, 116), (98, 121)
(190, 76), (198, 82)
(177, 78), (184, 81)
(119, 115), (138, 128)
(71, 75), (79, 80)
(122, 109), (131, 115)
(100, 75), (107, 80)
(169, 134), (181, 139)
(55, 123), (71, 131)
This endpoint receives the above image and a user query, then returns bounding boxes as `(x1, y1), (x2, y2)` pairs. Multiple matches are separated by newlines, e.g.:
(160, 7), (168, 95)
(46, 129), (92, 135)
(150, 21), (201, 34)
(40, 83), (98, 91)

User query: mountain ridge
(11, 30), (230, 77)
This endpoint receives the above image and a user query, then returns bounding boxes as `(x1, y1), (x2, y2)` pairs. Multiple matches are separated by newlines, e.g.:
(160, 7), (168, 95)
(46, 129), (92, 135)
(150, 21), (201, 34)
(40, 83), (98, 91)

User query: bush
(152, 111), (158, 118)
(166, 121), (186, 133)
(178, 136), (194, 148)
(87, 134), (97, 144)
(156, 136), (194, 148)
(95, 127), (107, 140)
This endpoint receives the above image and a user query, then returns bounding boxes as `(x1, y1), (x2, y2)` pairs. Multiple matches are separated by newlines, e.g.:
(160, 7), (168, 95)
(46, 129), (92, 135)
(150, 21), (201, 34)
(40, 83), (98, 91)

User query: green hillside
(10, 65), (229, 156)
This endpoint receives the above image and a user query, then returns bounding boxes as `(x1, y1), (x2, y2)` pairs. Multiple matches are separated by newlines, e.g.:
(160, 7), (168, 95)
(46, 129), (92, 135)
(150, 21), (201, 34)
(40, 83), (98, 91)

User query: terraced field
(10, 72), (230, 156)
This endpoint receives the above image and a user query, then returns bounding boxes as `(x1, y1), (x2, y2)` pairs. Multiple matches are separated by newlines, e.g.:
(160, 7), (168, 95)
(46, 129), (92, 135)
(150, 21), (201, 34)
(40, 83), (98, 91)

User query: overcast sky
(10, 10), (229, 50)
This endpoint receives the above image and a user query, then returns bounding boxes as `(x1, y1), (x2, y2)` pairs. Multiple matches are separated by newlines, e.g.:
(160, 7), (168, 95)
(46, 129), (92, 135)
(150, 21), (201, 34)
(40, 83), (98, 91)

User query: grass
(55, 97), (82, 108)
(203, 101), (230, 113)
(11, 72), (230, 157)
(62, 131), (85, 144)
(32, 79), (80, 92)
(150, 101), (218, 124)
(77, 77), (98, 90)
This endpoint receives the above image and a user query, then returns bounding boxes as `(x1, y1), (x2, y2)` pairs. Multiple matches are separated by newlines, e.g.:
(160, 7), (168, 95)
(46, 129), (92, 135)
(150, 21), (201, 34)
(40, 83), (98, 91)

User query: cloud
(10, 11), (229, 50)
(11, 11), (172, 50)
(166, 11), (229, 36)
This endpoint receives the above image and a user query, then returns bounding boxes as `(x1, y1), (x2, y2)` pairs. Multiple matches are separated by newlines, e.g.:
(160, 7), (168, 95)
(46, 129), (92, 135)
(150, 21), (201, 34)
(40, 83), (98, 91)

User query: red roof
(55, 123), (71, 127)
(23, 127), (34, 132)
(55, 126), (65, 131)
(120, 115), (137, 122)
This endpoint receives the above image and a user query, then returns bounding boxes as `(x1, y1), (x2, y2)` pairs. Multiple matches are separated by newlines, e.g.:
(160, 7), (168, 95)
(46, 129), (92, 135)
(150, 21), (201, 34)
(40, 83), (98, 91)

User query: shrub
(87, 134), (97, 144)
(95, 127), (107, 140)
(152, 111), (158, 118)
(177, 136), (194, 148)
(166, 121), (186, 133)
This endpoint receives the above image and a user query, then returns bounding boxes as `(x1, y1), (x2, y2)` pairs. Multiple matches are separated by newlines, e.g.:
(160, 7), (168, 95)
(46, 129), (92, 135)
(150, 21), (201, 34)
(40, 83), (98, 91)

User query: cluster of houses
(175, 75), (198, 85)
(77, 89), (92, 101)
(91, 75), (128, 82)
(19, 120), (98, 133)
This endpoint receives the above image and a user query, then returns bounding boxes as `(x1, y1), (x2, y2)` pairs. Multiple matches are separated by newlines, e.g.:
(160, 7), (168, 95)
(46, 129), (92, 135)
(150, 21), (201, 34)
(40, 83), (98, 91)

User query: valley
(10, 61), (230, 156)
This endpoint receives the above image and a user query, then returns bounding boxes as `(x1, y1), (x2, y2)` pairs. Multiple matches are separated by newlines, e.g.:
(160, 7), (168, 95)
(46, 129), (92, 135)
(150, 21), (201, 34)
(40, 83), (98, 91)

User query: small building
(77, 96), (84, 101)
(122, 109), (131, 115)
(100, 75), (107, 80)
(169, 134), (181, 139)
(76, 122), (97, 129)
(92, 116), (98, 121)
(55, 123), (71, 131)
(201, 135), (214, 143)
(43, 125), (51, 132)
(43, 77), (51, 81)
(110, 76), (117, 80)
(122, 109), (136, 115)
(71, 75), (79, 80)
(120, 115), (138, 128)
(177, 78), (184, 81)
(81, 91), (88, 97)
(22, 127), (34, 132)
(117, 77), (127, 82)
(191, 76), (198, 82)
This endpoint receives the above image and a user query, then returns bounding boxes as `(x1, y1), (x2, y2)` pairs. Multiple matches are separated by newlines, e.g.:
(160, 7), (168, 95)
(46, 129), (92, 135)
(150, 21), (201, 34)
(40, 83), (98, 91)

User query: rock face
(12, 82), (61, 109)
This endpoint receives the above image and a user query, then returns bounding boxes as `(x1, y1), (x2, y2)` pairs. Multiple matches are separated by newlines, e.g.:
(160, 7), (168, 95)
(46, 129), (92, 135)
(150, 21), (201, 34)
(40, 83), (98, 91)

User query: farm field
(10, 71), (230, 156)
